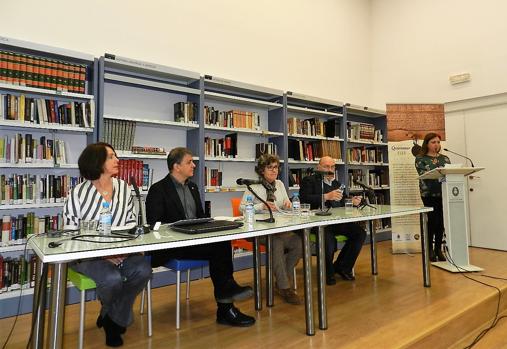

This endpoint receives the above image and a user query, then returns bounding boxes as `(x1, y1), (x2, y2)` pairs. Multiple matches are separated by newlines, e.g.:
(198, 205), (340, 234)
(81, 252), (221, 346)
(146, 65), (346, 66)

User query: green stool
(68, 268), (97, 349)
(305, 233), (352, 283)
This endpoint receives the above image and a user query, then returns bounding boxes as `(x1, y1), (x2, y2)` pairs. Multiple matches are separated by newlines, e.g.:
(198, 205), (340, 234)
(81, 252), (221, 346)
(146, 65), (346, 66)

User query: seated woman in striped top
(63, 142), (152, 347)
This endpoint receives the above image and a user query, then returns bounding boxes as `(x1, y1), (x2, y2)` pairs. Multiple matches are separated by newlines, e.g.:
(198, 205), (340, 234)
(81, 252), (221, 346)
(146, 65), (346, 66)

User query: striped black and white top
(63, 178), (136, 229)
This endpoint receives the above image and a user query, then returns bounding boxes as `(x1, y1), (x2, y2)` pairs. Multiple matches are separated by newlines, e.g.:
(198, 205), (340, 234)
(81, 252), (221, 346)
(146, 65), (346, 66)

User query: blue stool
(140, 259), (209, 332)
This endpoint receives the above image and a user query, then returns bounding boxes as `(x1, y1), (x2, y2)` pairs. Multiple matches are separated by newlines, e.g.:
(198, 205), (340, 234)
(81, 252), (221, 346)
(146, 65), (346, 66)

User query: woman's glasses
(266, 165), (280, 171)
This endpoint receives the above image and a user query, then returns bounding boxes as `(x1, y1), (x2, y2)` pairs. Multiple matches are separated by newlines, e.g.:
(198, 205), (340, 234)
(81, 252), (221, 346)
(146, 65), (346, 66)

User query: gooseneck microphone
(353, 180), (375, 192)
(443, 148), (474, 167)
(236, 178), (263, 186)
(236, 178), (275, 223)
(130, 176), (151, 234)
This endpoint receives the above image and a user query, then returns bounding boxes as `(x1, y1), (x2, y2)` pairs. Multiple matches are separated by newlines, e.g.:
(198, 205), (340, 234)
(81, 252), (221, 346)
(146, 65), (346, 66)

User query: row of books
(102, 119), (136, 151)
(255, 142), (277, 159)
(117, 160), (153, 191)
(0, 94), (94, 128)
(0, 50), (87, 94)
(204, 106), (261, 130)
(288, 117), (341, 138)
(205, 167), (223, 187)
(289, 167), (313, 187)
(0, 134), (67, 164)
(204, 133), (238, 158)
(1, 212), (63, 245)
(347, 121), (383, 142)
(0, 174), (82, 205)
(347, 146), (385, 164)
(174, 101), (198, 123)
(288, 139), (342, 161)
(348, 169), (389, 189)
(131, 146), (166, 155)
(0, 255), (37, 292)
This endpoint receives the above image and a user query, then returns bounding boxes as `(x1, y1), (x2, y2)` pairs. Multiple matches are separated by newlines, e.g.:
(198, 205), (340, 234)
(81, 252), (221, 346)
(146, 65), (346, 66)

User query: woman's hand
(283, 199), (292, 209)
(264, 201), (278, 211)
(105, 256), (126, 266)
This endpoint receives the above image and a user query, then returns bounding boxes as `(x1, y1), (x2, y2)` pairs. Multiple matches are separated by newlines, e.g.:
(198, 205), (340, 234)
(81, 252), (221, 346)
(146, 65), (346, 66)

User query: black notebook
(171, 219), (243, 235)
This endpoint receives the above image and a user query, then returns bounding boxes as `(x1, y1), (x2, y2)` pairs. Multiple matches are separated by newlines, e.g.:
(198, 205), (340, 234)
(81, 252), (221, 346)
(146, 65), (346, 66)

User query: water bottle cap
(102, 202), (110, 208)
(246, 195), (253, 201)
(293, 192), (299, 197)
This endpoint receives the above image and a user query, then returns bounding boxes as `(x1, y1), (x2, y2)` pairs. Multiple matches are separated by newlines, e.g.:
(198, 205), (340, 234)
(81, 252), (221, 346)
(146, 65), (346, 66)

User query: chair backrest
(230, 197), (242, 217)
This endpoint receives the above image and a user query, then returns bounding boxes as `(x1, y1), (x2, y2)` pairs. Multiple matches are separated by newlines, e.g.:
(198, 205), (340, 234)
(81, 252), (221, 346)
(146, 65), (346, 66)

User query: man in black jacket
(300, 156), (366, 285)
(146, 147), (255, 327)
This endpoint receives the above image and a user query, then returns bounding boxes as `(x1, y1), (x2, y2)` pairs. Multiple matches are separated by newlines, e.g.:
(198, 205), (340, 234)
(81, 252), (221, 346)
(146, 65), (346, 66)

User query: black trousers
(421, 196), (445, 251)
(316, 223), (366, 276)
(150, 241), (234, 300)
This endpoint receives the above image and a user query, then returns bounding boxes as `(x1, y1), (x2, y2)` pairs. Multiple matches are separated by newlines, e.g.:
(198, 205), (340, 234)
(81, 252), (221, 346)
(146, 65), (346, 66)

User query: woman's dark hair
(420, 132), (442, 155)
(255, 154), (280, 177)
(167, 147), (193, 172)
(78, 142), (116, 180)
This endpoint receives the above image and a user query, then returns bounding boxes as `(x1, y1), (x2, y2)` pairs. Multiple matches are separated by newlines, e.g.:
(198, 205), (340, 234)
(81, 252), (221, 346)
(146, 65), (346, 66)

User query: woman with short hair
(240, 154), (303, 305)
(63, 142), (152, 347)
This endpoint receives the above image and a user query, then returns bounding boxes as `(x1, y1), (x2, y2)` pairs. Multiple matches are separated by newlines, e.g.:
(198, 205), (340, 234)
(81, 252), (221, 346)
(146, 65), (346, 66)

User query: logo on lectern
(452, 187), (460, 196)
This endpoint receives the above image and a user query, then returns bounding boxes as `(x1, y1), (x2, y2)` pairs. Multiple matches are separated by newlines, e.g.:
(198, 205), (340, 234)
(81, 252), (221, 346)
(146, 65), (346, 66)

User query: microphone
(353, 180), (375, 192)
(236, 178), (262, 186)
(130, 176), (151, 234)
(443, 148), (474, 167)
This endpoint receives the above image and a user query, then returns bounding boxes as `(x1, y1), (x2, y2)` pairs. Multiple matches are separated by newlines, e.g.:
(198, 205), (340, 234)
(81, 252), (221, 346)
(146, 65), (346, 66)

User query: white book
(70, 102), (76, 127)
(81, 103), (89, 128)
(89, 100), (95, 128)
(36, 99), (45, 124)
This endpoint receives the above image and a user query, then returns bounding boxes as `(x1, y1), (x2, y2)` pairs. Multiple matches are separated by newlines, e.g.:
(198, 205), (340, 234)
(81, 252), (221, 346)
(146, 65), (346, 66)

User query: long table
(28, 205), (432, 348)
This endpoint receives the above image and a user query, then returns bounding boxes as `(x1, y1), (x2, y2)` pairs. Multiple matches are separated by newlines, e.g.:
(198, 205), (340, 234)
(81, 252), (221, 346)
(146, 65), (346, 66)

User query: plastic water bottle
(99, 202), (112, 235)
(244, 195), (255, 229)
(292, 192), (301, 216)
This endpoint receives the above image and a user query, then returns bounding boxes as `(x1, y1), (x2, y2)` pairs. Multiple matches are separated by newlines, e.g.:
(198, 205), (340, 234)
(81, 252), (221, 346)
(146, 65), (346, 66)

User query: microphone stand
(130, 177), (151, 234)
(246, 184), (275, 223)
(357, 189), (377, 210)
(315, 175), (332, 216)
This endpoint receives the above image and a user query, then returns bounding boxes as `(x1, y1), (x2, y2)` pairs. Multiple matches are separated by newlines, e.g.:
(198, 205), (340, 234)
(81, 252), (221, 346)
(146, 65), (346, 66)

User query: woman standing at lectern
(415, 133), (451, 262)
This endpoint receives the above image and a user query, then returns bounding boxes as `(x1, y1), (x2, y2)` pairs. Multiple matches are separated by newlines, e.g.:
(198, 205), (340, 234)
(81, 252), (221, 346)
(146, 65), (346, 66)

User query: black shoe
(336, 269), (355, 281)
(97, 314), (126, 334)
(326, 275), (336, 285)
(101, 314), (124, 347)
(216, 282), (254, 303)
(216, 305), (256, 327)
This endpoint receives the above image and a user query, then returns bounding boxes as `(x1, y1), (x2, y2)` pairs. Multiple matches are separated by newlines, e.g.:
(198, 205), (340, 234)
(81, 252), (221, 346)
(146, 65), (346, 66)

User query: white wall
(0, 0), (371, 104)
(370, 0), (507, 109)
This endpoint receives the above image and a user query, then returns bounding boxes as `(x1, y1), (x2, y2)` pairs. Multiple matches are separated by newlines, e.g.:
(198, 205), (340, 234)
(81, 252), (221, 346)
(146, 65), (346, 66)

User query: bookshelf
(344, 104), (390, 232)
(0, 36), (97, 316)
(200, 76), (285, 216)
(98, 54), (202, 192)
(286, 92), (345, 190)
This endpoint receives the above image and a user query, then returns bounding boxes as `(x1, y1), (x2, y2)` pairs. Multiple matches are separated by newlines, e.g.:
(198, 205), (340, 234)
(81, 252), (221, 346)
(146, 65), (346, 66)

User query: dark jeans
(316, 223), (366, 276)
(72, 255), (152, 327)
(421, 196), (445, 251)
(150, 241), (234, 301)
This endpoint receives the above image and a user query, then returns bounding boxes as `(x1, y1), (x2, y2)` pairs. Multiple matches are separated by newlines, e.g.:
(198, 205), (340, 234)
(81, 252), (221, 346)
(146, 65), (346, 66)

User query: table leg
(316, 226), (327, 330)
(302, 228), (315, 336)
(253, 237), (262, 311)
(46, 262), (68, 349)
(420, 212), (431, 287)
(369, 220), (378, 275)
(31, 257), (48, 349)
(266, 235), (274, 307)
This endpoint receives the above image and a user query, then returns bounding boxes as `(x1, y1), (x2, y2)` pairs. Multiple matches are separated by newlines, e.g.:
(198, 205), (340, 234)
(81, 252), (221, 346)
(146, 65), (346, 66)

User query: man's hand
(352, 196), (362, 206)
(324, 190), (343, 202)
